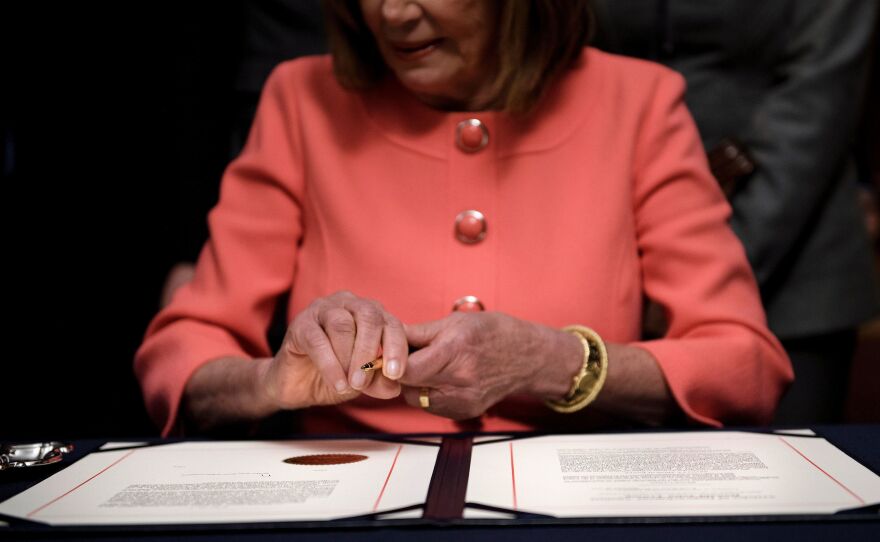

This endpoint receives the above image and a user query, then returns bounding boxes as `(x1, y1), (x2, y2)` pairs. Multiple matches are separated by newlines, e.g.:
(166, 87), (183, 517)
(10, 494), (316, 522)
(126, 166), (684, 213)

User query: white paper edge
(773, 429), (817, 436)
(98, 442), (151, 451)
(463, 505), (517, 519)
(375, 507), (424, 519)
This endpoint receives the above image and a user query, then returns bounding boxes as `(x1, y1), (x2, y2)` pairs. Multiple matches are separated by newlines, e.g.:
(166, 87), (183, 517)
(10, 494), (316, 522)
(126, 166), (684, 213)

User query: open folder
(2, 430), (879, 526)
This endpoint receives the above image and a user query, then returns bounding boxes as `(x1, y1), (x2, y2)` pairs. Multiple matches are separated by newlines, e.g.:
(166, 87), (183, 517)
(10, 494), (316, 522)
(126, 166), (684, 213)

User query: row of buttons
(451, 119), (489, 313)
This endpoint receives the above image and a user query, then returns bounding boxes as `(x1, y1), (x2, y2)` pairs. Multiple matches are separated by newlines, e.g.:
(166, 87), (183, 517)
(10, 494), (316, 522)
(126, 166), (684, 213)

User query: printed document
(466, 431), (880, 517)
(0, 439), (437, 525)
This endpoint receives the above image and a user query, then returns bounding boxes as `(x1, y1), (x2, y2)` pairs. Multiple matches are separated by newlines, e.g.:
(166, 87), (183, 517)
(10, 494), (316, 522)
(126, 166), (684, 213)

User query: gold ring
(419, 388), (430, 409)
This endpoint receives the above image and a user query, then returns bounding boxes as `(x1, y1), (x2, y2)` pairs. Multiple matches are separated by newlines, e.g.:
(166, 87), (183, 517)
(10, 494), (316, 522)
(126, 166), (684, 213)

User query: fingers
(287, 312), (351, 395)
(298, 292), (408, 397)
(380, 315), (408, 380)
(397, 318), (450, 386)
(400, 385), (478, 420)
(404, 318), (446, 349)
(400, 385), (445, 413)
(316, 306), (357, 380)
(362, 374), (402, 399)
(344, 298), (387, 390)
(398, 339), (452, 387)
(400, 385), (427, 410)
(350, 313), (408, 396)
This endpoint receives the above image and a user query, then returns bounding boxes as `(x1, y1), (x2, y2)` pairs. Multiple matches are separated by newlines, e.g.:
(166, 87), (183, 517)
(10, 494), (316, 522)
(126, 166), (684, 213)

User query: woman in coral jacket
(135, 0), (792, 437)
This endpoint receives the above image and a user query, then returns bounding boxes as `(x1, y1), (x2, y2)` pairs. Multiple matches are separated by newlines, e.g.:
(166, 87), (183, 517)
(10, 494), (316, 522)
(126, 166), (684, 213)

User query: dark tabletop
(1, 425), (878, 541)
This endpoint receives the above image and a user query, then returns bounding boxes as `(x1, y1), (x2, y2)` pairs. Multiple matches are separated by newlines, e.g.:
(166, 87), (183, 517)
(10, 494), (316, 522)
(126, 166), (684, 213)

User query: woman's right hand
(260, 291), (409, 408)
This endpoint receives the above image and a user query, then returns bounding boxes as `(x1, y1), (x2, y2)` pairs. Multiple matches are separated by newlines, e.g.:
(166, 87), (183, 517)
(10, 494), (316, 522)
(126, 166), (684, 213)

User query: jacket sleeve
(630, 70), (793, 426)
(134, 62), (306, 436)
(729, 0), (877, 287)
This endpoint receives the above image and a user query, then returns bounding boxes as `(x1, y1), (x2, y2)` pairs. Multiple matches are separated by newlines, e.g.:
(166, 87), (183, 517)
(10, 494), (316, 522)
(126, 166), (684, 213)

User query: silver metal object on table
(0, 442), (74, 471)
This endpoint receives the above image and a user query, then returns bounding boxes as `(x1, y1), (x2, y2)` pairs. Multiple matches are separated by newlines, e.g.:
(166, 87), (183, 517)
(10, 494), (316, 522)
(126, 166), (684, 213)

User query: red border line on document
(27, 449), (138, 518)
(373, 444), (403, 512)
(778, 437), (865, 505)
(510, 442), (518, 510)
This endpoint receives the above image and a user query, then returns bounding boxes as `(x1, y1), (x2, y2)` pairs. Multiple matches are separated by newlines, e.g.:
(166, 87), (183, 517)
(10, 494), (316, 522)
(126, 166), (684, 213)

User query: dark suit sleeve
(729, 0), (877, 287)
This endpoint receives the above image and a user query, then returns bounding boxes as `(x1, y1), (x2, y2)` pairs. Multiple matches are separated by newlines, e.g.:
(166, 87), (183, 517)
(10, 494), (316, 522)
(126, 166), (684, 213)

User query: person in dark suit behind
(591, 0), (880, 424)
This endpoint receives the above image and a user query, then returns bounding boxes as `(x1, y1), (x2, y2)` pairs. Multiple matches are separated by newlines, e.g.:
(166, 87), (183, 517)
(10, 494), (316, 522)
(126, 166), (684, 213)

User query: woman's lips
(389, 38), (443, 61)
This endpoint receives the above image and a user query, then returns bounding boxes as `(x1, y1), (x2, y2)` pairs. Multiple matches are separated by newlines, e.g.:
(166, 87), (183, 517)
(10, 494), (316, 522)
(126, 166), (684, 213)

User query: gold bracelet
(545, 325), (608, 414)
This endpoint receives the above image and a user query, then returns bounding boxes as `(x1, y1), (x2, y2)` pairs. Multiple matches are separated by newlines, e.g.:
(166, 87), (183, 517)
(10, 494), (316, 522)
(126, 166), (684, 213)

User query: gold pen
(360, 357), (383, 373)
(360, 346), (417, 373)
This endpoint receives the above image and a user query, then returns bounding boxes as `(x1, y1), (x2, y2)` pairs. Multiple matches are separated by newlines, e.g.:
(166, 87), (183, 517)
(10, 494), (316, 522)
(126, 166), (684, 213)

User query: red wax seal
(284, 454), (368, 465)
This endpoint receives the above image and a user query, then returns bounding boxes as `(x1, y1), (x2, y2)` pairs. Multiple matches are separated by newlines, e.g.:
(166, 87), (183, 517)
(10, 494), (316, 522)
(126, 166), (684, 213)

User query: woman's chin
(398, 80), (467, 109)
(393, 66), (457, 95)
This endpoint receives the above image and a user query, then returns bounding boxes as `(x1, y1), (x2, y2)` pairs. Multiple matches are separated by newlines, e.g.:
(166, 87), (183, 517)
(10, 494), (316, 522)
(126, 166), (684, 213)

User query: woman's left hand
(398, 312), (582, 419)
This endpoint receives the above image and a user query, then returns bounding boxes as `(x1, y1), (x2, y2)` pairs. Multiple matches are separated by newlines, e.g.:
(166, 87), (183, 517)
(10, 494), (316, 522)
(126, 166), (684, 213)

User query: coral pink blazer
(135, 49), (792, 436)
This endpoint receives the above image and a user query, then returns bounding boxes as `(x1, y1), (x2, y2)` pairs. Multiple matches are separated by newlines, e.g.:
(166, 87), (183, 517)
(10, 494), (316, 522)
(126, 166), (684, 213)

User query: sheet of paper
(466, 431), (880, 517)
(0, 439), (437, 525)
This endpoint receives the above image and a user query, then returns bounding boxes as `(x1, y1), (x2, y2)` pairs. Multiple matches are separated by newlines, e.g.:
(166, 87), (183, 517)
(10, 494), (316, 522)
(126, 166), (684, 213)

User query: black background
(2, 3), (247, 438)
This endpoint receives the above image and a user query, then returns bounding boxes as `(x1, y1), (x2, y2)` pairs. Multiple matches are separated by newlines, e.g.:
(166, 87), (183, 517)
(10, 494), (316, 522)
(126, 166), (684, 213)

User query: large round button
(455, 210), (487, 244)
(452, 296), (485, 313)
(456, 119), (489, 152)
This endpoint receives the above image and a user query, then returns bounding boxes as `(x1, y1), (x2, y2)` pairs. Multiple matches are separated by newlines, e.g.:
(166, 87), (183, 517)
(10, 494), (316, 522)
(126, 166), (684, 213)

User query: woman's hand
(398, 312), (583, 420)
(260, 291), (409, 409)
